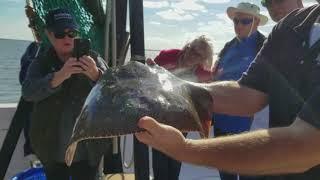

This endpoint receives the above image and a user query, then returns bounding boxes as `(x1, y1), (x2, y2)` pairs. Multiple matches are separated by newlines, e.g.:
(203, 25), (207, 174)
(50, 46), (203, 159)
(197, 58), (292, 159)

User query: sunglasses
(54, 30), (78, 39)
(261, 0), (285, 7)
(233, 18), (253, 25)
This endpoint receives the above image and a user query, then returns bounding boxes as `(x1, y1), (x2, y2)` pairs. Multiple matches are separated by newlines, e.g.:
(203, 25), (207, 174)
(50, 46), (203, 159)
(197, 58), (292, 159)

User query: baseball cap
(45, 8), (79, 33)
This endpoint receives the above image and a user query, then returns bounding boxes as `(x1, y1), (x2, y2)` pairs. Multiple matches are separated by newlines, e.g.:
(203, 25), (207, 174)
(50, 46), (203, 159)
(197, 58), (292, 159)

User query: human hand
(57, 57), (83, 80)
(78, 55), (101, 81)
(146, 58), (156, 66)
(135, 116), (187, 160)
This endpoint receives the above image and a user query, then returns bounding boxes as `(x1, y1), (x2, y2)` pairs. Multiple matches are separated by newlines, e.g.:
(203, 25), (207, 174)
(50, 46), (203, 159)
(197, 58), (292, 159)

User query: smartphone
(73, 38), (91, 60)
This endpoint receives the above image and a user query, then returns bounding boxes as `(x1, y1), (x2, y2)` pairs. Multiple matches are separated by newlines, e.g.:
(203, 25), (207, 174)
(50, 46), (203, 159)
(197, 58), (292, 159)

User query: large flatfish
(65, 61), (213, 166)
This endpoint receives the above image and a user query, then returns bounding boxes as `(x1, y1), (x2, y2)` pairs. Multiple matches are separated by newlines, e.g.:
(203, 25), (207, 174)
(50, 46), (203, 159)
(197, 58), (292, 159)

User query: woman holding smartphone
(22, 8), (109, 180)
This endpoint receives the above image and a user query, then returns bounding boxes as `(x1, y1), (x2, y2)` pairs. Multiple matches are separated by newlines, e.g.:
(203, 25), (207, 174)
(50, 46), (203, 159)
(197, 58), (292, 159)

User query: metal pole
(102, 0), (125, 175)
(99, 1), (112, 179)
(116, 0), (129, 65)
(129, 0), (146, 64)
(129, 0), (149, 179)
(111, 0), (119, 157)
(104, 0), (112, 65)
(111, 0), (117, 68)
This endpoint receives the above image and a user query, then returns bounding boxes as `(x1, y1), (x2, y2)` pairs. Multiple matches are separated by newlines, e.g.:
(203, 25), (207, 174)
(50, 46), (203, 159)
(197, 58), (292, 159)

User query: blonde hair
(182, 35), (214, 67)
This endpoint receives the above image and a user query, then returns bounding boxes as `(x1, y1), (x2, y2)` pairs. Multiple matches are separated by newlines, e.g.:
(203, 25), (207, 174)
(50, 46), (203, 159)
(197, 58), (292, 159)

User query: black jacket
(22, 47), (111, 165)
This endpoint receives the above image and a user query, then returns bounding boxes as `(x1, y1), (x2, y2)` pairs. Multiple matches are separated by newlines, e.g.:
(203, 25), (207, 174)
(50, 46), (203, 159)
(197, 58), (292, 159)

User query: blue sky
(0, 0), (318, 51)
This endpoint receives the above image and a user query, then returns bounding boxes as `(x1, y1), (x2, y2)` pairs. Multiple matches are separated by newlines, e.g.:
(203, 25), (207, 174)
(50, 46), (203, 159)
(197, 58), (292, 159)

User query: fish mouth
(65, 141), (77, 166)
(185, 83), (213, 138)
(200, 117), (212, 138)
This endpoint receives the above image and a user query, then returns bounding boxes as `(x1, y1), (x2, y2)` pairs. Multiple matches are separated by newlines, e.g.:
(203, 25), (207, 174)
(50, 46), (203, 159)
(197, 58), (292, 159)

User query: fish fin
(65, 142), (78, 166)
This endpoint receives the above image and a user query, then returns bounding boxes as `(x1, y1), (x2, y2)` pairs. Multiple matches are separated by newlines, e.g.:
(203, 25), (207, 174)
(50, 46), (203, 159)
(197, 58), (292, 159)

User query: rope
(248, 15), (255, 38)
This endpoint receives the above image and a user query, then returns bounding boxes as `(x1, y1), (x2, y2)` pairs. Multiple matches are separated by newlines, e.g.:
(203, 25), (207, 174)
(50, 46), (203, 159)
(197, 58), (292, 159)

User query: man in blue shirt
(212, 2), (268, 180)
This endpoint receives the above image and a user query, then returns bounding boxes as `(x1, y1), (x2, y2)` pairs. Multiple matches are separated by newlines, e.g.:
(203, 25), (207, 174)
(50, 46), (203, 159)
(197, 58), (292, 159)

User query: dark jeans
(103, 137), (123, 174)
(23, 122), (34, 156)
(219, 172), (266, 180)
(152, 149), (181, 180)
(42, 160), (98, 180)
(152, 133), (187, 180)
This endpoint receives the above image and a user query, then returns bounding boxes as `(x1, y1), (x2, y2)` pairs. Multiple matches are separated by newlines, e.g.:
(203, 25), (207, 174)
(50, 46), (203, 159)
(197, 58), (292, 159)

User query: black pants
(43, 160), (98, 180)
(23, 118), (34, 156)
(152, 149), (182, 180)
(152, 133), (187, 180)
(103, 137), (123, 174)
(22, 101), (34, 156)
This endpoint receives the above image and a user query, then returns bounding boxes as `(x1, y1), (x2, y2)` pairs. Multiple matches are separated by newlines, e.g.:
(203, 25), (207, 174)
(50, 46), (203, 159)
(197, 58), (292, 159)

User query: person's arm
(135, 116), (320, 175)
(22, 57), (83, 101)
(183, 118), (320, 175)
(19, 42), (39, 84)
(203, 81), (268, 117)
(22, 57), (61, 102)
(190, 83), (320, 173)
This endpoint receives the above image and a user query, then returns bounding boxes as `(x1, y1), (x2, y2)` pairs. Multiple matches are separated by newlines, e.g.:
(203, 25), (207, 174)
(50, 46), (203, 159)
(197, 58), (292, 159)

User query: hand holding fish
(135, 116), (187, 161)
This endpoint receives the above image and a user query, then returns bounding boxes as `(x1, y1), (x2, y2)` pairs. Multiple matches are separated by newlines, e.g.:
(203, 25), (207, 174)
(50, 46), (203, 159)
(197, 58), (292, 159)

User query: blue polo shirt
(214, 32), (258, 134)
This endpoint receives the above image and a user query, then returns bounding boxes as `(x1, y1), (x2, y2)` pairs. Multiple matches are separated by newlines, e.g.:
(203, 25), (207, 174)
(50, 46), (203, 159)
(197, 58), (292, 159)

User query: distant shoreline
(0, 38), (31, 43)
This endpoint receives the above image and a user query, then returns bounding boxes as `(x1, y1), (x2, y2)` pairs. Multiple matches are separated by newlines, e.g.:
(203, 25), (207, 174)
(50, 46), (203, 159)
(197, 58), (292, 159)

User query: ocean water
(0, 39), (30, 103)
(0, 38), (159, 103)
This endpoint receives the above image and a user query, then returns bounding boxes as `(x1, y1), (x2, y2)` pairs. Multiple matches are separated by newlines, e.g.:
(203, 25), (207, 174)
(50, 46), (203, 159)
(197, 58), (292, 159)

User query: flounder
(65, 61), (213, 166)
